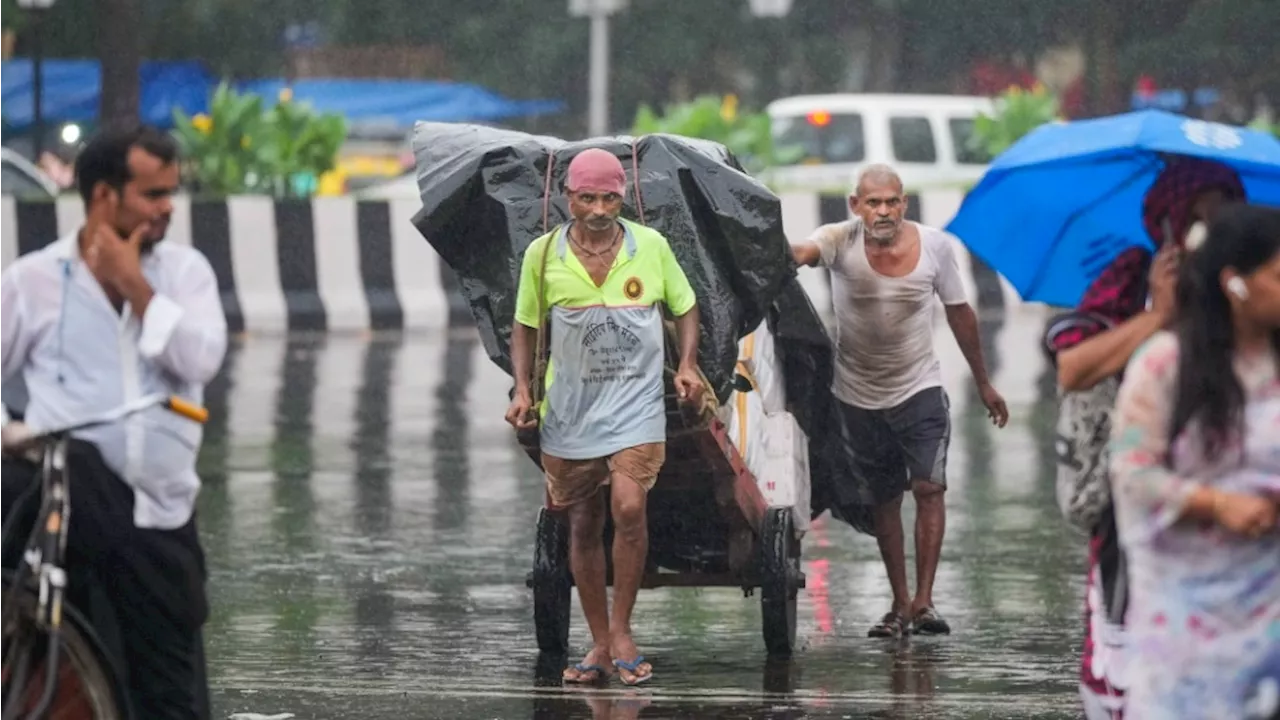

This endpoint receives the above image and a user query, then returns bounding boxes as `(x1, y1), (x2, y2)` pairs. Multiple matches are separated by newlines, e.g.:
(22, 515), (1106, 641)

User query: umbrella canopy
(947, 110), (1280, 307)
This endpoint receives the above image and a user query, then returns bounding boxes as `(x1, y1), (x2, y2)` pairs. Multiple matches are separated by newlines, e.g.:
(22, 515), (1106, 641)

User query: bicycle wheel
(2, 577), (126, 720)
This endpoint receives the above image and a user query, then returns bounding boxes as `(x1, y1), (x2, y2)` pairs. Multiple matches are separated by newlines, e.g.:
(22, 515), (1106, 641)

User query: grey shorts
(837, 386), (951, 498)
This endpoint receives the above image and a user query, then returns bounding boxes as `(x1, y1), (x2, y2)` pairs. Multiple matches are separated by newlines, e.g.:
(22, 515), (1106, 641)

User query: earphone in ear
(1227, 276), (1249, 301)
(1183, 221), (1208, 251)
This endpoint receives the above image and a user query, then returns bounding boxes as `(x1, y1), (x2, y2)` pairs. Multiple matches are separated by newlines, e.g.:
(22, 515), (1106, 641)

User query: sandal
(912, 606), (951, 636)
(613, 656), (653, 686)
(563, 662), (611, 684)
(868, 611), (910, 638)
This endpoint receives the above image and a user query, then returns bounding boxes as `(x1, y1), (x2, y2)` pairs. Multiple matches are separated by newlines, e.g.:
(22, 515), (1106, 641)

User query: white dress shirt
(2, 232), (228, 529)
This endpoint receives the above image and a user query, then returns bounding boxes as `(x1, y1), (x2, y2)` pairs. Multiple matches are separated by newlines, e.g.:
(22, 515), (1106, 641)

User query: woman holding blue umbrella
(1044, 156), (1246, 720)
(1054, 159), (1246, 391)
(953, 109), (1279, 720)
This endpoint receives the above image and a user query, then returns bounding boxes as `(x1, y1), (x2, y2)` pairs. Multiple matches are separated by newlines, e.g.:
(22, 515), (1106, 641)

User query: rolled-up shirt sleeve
(137, 252), (228, 385)
(1108, 332), (1197, 545)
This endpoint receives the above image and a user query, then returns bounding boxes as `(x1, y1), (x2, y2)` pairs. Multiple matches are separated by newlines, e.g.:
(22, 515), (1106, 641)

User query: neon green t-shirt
(514, 219), (697, 459)
(515, 219), (696, 326)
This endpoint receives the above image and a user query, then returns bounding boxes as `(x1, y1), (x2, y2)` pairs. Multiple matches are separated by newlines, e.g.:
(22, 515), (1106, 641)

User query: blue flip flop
(613, 656), (653, 686)
(563, 662), (610, 684)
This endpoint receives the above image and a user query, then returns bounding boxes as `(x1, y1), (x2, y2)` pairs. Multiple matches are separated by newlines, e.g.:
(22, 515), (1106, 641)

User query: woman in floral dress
(1048, 157), (1246, 719)
(1110, 203), (1280, 720)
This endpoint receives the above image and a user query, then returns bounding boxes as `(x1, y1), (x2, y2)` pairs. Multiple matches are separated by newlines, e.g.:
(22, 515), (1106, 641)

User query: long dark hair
(1169, 204), (1280, 460)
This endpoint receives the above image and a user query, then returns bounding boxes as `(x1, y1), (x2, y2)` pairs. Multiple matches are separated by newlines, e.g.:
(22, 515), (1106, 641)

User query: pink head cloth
(565, 148), (626, 196)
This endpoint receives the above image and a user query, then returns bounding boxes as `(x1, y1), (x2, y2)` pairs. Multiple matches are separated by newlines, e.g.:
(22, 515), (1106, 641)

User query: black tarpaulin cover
(410, 122), (850, 524)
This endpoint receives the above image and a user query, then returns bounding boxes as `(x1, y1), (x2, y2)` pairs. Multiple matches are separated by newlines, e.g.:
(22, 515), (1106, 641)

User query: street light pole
(587, 9), (609, 136)
(18, 0), (56, 160)
(570, 0), (626, 137)
(568, 0), (790, 137)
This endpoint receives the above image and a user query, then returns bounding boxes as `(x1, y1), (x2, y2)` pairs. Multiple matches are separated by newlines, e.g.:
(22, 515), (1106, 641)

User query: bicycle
(1, 393), (208, 720)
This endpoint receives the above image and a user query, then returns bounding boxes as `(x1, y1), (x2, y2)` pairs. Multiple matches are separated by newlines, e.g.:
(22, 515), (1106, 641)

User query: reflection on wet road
(199, 307), (1083, 719)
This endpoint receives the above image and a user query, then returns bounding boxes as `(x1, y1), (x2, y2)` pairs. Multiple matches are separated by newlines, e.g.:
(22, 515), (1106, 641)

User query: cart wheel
(760, 507), (800, 657)
(531, 508), (571, 655)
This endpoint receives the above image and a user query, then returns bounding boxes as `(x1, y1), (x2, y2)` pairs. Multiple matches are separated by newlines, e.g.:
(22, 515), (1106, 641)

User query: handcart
(524, 327), (808, 657)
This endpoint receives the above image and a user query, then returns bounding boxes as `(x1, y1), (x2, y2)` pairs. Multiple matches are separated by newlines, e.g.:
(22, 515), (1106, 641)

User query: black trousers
(2, 440), (210, 720)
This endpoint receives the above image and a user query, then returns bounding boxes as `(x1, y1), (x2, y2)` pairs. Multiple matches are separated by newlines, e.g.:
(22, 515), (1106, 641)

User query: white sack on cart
(725, 374), (811, 534)
(760, 411), (811, 533)
(738, 322), (786, 415)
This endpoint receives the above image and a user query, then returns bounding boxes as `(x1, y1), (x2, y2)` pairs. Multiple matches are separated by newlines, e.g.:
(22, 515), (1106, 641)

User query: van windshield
(771, 112), (865, 165)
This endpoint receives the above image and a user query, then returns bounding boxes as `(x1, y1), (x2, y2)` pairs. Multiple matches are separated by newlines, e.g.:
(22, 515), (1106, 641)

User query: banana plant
(255, 95), (347, 197)
(173, 82), (264, 195)
(173, 82), (347, 197)
(970, 84), (1062, 159)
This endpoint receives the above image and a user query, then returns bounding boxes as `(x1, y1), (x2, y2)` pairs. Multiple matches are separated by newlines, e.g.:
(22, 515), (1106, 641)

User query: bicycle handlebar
(164, 396), (209, 424)
(0, 392), (207, 453)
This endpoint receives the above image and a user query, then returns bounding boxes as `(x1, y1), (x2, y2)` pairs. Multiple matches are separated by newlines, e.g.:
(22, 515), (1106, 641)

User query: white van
(1, 148), (60, 200)
(762, 93), (995, 195)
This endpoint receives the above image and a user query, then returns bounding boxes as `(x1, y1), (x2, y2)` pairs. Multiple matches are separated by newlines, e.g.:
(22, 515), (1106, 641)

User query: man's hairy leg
(608, 474), (652, 682)
(911, 480), (946, 614)
(567, 492), (611, 677)
(874, 492), (912, 616)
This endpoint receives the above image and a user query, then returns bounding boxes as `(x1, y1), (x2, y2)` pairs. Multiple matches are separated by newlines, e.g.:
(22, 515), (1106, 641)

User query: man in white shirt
(1, 125), (227, 719)
(792, 164), (1008, 638)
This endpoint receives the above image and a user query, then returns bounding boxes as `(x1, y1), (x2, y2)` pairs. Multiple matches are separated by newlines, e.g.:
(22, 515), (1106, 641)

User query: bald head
(850, 163), (907, 245)
(854, 163), (903, 198)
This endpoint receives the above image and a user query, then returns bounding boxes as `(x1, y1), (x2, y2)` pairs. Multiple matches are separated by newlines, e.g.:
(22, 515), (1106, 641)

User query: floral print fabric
(1109, 331), (1280, 719)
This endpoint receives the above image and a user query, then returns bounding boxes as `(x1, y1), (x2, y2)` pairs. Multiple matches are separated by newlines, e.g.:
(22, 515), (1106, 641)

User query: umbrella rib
(1023, 154), (1164, 301)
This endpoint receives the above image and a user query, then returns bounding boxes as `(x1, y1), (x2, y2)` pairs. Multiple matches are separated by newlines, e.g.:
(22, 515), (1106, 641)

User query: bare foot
(610, 634), (652, 685)
(563, 645), (613, 684)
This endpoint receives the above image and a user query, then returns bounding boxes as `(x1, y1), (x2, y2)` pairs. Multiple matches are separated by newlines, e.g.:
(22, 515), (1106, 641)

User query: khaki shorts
(542, 443), (666, 509)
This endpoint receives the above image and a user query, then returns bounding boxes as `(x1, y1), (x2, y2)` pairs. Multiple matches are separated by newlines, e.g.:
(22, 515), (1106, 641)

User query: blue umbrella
(946, 110), (1280, 307)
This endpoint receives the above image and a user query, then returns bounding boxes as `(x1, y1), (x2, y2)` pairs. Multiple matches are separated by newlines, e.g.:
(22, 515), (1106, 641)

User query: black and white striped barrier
(2, 190), (1030, 334)
(1, 195), (468, 333)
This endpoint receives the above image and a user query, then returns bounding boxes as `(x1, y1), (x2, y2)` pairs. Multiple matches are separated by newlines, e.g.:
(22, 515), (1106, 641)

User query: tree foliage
(1120, 0), (1278, 97)
(8, 0), (1277, 138)
(971, 84), (1062, 158)
(630, 95), (803, 175)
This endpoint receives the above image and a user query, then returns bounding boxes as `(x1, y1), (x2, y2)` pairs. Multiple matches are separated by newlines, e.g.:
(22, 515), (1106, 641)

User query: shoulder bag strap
(529, 155), (557, 408)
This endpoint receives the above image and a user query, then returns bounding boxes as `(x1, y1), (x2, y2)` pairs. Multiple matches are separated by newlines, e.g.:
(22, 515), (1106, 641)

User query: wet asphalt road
(193, 307), (1086, 719)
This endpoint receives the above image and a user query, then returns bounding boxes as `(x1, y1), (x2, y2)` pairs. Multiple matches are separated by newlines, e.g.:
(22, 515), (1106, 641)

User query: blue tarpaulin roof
(2, 59), (214, 130)
(1, 59), (565, 132)
(238, 79), (565, 132)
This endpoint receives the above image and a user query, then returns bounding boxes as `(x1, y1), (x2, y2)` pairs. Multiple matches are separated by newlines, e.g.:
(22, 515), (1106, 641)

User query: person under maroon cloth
(1051, 158), (1247, 368)
(1043, 156), (1246, 720)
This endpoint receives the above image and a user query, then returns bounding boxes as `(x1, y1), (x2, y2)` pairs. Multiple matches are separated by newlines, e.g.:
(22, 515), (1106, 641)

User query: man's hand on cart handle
(674, 364), (704, 404)
(671, 305), (702, 404)
(506, 389), (538, 430)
